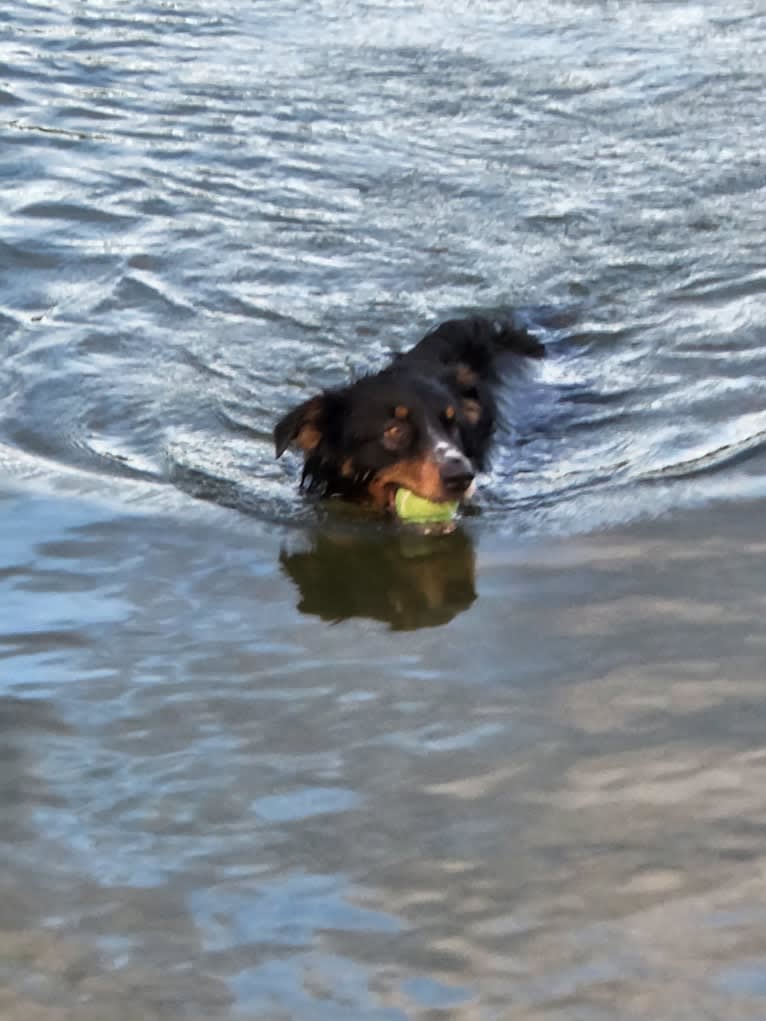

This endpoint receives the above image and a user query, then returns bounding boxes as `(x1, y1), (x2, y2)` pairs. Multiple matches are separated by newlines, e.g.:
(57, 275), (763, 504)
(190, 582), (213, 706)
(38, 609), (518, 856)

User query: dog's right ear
(274, 395), (325, 458)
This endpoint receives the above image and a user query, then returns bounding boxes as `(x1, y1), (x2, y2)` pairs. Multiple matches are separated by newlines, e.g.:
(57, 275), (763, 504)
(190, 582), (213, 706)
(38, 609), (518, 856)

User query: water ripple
(0, 0), (764, 540)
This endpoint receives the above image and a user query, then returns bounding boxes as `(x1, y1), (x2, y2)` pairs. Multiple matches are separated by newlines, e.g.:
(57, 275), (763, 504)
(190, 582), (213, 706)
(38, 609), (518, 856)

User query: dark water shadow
(280, 525), (477, 631)
(0, 695), (71, 846)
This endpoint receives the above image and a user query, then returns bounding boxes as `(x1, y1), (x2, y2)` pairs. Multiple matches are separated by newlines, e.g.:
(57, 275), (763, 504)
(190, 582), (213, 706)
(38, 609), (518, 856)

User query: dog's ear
(274, 395), (325, 458)
(491, 319), (545, 358)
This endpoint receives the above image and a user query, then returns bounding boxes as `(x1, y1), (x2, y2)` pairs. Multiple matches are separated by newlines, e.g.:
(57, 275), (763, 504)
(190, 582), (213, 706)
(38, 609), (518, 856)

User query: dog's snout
(440, 455), (475, 495)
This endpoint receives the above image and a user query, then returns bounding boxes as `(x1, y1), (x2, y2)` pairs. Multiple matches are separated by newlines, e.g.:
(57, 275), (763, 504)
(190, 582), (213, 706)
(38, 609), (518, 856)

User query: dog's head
(274, 368), (482, 512)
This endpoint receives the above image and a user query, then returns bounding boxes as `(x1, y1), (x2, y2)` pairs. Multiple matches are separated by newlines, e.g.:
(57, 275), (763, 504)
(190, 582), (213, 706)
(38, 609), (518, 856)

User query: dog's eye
(382, 421), (410, 450)
(442, 405), (458, 429)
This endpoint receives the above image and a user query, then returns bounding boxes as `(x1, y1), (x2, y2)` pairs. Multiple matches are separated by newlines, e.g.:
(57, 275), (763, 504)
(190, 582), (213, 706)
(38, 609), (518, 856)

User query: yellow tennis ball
(395, 488), (458, 523)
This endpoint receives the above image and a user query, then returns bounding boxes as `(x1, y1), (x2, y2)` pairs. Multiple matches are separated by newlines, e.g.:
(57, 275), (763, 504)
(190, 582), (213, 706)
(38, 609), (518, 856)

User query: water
(1, 1), (766, 1017)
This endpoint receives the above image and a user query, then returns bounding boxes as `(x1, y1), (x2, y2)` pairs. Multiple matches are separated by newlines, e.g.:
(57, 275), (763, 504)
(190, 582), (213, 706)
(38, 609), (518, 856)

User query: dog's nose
(440, 456), (475, 495)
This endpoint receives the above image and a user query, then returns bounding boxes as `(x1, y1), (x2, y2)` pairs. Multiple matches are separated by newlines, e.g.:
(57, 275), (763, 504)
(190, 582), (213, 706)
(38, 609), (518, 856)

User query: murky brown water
(2, 0), (766, 1017)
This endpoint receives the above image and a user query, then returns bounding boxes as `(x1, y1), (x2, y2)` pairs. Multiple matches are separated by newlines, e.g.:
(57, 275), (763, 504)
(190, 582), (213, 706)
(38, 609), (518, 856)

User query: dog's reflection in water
(280, 526), (476, 631)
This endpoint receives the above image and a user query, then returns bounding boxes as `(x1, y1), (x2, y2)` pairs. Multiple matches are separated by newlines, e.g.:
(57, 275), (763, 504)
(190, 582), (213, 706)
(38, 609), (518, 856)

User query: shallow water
(1, 1), (766, 1018)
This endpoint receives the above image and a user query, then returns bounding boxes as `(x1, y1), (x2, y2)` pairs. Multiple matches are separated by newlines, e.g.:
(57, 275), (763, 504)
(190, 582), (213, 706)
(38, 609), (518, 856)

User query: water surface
(1, 1), (766, 1018)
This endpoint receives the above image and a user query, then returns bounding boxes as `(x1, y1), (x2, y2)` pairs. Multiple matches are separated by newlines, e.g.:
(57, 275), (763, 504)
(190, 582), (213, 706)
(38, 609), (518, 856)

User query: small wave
(637, 426), (766, 484)
(671, 267), (766, 306)
(19, 201), (135, 225)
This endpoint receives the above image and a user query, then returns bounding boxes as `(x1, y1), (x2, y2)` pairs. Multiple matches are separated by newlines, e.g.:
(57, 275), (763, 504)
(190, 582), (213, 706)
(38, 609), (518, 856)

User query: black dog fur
(274, 315), (544, 514)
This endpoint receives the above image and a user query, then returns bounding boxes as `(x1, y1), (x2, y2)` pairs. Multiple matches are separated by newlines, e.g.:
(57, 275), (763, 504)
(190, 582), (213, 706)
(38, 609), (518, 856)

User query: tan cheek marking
(370, 459), (445, 503)
(394, 404), (409, 420)
(367, 477), (392, 510)
(296, 424), (322, 452)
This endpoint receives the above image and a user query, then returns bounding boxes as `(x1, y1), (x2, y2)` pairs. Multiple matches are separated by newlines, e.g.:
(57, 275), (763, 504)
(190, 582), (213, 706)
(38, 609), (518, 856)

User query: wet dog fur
(274, 315), (544, 514)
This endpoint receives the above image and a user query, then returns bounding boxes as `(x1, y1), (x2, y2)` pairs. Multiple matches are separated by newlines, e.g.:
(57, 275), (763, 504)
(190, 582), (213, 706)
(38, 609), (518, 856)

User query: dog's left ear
(274, 395), (325, 458)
